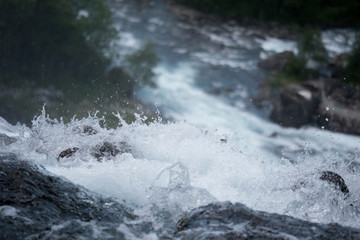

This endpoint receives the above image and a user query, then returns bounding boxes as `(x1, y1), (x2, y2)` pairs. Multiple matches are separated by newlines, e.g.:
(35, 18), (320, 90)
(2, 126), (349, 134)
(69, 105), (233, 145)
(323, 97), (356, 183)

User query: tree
(344, 34), (360, 85)
(0, 0), (115, 86)
(123, 42), (160, 88)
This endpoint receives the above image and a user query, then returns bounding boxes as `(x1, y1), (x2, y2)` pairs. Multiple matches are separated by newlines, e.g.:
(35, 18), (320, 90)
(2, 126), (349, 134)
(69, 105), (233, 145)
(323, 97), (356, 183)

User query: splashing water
(1, 0), (359, 233)
(1, 107), (360, 232)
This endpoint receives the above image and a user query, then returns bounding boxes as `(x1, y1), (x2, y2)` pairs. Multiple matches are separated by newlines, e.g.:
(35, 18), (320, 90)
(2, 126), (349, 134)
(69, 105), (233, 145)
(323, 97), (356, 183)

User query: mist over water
(1, 0), (360, 235)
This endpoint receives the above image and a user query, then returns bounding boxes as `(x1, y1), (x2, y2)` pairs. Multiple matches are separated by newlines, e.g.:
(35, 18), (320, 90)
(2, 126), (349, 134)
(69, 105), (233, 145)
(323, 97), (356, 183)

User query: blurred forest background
(174, 0), (360, 28)
(0, 0), (159, 125)
(175, 0), (360, 85)
(0, 0), (359, 125)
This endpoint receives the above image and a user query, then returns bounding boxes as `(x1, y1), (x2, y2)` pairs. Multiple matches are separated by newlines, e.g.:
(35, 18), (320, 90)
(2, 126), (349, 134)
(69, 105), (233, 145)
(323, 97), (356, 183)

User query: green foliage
(281, 56), (308, 80)
(174, 0), (360, 28)
(0, 0), (115, 87)
(269, 56), (307, 86)
(344, 33), (360, 85)
(267, 28), (328, 87)
(123, 42), (160, 88)
(104, 42), (160, 98)
(298, 28), (328, 62)
(106, 67), (135, 97)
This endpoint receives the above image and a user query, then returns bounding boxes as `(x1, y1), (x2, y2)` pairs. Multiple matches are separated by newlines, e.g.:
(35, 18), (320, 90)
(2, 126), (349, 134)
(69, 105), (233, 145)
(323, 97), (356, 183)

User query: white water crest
(2, 103), (360, 229)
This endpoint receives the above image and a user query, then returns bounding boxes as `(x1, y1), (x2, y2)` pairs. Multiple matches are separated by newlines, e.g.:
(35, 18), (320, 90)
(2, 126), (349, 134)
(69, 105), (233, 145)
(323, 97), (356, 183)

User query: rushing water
(1, 0), (360, 235)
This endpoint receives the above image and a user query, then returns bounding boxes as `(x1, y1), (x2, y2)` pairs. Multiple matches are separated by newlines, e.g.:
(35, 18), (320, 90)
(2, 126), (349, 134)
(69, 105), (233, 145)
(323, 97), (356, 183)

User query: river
(1, 0), (360, 237)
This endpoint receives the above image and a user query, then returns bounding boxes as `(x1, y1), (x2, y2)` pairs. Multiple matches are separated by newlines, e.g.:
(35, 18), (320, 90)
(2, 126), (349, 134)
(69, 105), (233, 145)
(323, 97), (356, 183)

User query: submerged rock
(0, 152), (153, 240)
(320, 171), (350, 197)
(0, 133), (17, 146)
(91, 141), (132, 161)
(175, 201), (360, 240)
(57, 147), (79, 161)
(82, 125), (98, 135)
(72, 125), (98, 135)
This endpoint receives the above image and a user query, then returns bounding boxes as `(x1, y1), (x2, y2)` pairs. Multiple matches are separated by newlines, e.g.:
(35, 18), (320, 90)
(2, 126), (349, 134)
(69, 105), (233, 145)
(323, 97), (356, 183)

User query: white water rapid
(1, 0), (359, 236)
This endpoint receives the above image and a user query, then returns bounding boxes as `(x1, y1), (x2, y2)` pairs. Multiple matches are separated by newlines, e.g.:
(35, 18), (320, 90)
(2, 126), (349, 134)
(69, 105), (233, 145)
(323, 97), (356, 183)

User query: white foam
(322, 30), (356, 57)
(77, 10), (89, 19)
(0, 206), (18, 217)
(257, 37), (298, 54)
(0, 117), (20, 137)
(191, 52), (256, 69)
(2, 88), (359, 228)
(117, 32), (141, 49)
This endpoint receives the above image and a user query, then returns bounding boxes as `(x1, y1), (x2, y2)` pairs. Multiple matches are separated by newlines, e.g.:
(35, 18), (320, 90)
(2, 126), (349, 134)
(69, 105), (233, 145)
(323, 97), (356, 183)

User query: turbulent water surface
(1, 0), (360, 237)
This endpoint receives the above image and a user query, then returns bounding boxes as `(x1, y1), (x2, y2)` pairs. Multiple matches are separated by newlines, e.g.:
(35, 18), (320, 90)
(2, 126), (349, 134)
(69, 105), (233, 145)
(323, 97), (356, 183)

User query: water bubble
(153, 162), (190, 189)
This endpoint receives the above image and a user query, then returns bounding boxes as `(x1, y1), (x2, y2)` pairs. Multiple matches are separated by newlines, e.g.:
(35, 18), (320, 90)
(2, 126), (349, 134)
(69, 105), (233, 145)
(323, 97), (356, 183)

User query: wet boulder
(258, 51), (295, 72)
(72, 125), (98, 135)
(82, 125), (98, 135)
(0, 152), (153, 239)
(91, 141), (132, 161)
(270, 79), (360, 135)
(57, 147), (79, 161)
(0, 133), (16, 146)
(175, 201), (360, 240)
(317, 80), (360, 135)
(320, 171), (350, 197)
(328, 53), (349, 78)
(270, 82), (321, 127)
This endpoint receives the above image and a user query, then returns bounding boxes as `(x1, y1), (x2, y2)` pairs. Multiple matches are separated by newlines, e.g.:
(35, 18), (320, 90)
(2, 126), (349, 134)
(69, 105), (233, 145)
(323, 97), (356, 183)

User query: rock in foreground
(2, 151), (360, 239)
(0, 152), (153, 240)
(175, 201), (360, 240)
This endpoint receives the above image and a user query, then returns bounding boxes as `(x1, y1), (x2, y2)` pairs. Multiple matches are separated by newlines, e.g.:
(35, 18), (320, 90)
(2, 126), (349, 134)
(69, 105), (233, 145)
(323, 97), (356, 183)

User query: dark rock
(0, 152), (154, 239)
(91, 141), (132, 161)
(270, 132), (278, 138)
(57, 147), (79, 161)
(320, 171), (350, 197)
(0, 133), (17, 146)
(82, 125), (98, 135)
(270, 79), (360, 135)
(248, 30), (266, 39)
(258, 51), (295, 72)
(73, 125), (98, 135)
(208, 87), (234, 95)
(317, 80), (360, 135)
(329, 53), (349, 78)
(175, 201), (360, 240)
(270, 82), (321, 127)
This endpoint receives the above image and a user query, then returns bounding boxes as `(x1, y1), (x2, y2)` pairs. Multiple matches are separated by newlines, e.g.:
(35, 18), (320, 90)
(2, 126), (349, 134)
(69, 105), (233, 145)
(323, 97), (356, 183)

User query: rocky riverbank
(168, 0), (360, 136)
(270, 79), (360, 135)
(257, 50), (360, 136)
